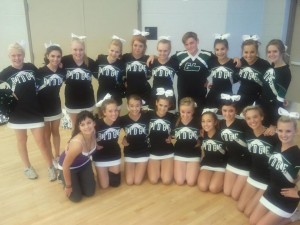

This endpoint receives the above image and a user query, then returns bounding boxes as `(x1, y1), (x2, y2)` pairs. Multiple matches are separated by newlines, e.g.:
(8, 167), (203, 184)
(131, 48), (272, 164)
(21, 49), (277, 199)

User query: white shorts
(226, 164), (249, 176)
(124, 157), (149, 163)
(201, 165), (226, 172)
(7, 122), (44, 129)
(247, 176), (268, 190)
(174, 156), (200, 162)
(44, 113), (62, 122)
(260, 196), (295, 218)
(65, 105), (95, 114)
(94, 159), (121, 167)
(149, 153), (174, 160)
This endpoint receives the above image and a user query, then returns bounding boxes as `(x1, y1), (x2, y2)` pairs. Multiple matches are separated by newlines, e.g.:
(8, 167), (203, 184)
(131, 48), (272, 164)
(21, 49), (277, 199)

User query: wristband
(65, 185), (72, 189)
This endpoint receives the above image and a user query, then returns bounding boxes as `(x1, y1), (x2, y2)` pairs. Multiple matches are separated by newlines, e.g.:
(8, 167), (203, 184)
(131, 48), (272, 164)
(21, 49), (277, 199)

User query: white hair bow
(278, 107), (300, 119)
(214, 33), (230, 40)
(44, 41), (60, 49)
(112, 35), (126, 43)
(242, 34), (259, 41)
(17, 40), (26, 48)
(156, 88), (174, 97)
(158, 36), (171, 41)
(202, 108), (218, 114)
(96, 93), (112, 107)
(71, 33), (87, 40)
(221, 93), (241, 102)
(133, 29), (149, 37)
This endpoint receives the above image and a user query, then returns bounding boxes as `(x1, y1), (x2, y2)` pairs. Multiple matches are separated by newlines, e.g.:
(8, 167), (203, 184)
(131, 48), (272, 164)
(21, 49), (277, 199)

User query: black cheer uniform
(62, 55), (95, 112)
(94, 55), (125, 106)
(260, 145), (300, 218)
(122, 53), (151, 104)
(148, 110), (175, 157)
(36, 66), (66, 121)
(220, 119), (251, 175)
(0, 63), (44, 129)
(201, 131), (227, 172)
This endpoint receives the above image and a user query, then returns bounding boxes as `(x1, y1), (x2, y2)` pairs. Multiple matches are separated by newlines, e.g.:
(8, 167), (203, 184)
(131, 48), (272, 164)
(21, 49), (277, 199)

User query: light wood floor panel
(1, 126), (300, 225)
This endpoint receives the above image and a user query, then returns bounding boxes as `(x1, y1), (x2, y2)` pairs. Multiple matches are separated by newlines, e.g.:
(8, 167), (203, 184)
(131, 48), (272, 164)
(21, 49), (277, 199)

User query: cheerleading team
(237, 105), (279, 217)
(61, 34), (96, 126)
(93, 99), (122, 189)
(36, 44), (65, 167)
(120, 95), (150, 185)
(94, 36), (125, 109)
(197, 108), (227, 193)
(0, 42), (56, 181)
(147, 90), (175, 185)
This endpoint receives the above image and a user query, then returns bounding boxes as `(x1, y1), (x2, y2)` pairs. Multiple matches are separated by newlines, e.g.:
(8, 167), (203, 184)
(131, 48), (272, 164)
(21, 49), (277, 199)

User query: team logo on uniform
(126, 61), (147, 73)
(125, 123), (146, 135)
(202, 139), (225, 154)
(221, 129), (247, 147)
(269, 153), (294, 183)
(175, 127), (198, 140)
(149, 119), (171, 133)
(247, 139), (271, 156)
(39, 74), (64, 90)
(10, 71), (35, 91)
(184, 62), (201, 72)
(98, 65), (119, 78)
(211, 66), (233, 80)
(152, 66), (174, 79)
(239, 67), (262, 86)
(66, 68), (91, 81)
(97, 127), (120, 141)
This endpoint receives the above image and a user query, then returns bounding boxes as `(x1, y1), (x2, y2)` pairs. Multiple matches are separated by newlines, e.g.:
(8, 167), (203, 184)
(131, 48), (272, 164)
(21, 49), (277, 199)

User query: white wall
(0, 0), (31, 70)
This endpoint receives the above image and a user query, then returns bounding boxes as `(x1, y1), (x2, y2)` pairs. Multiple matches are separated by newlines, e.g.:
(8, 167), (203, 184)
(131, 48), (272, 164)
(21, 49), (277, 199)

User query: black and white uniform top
(173, 50), (214, 107)
(206, 58), (239, 109)
(237, 57), (270, 112)
(260, 145), (300, 217)
(61, 55), (95, 112)
(201, 131), (227, 171)
(245, 131), (279, 189)
(120, 113), (150, 158)
(0, 63), (44, 129)
(258, 64), (292, 126)
(122, 53), (151, 104)
(36, 66), (66, 121)
(148, 110), (175, 156)
(93, 117), (121, 163)
(173, 117), (201, 159)
(58, 139), (96, 170)
(94, 55), (125, 106)
(148, 58), (178, 109)
(220, 119), (251, 172)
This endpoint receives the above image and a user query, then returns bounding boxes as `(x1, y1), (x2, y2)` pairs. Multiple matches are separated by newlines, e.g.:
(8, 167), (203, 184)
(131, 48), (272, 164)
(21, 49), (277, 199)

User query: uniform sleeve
(93, 55), (100, 79)
(276, 66), (291, 102)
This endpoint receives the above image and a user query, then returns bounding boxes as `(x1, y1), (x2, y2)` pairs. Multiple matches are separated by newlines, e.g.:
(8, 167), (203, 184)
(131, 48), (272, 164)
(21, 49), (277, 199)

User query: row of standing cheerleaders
(0, 30), (297, 225)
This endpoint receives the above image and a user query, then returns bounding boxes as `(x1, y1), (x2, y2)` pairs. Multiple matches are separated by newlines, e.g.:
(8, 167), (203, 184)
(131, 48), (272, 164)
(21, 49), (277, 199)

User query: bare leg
(69, 113), (78, 129)
(95, 166), (109, 189)
(249, 202), (269, 225)
(186, 162), (199, 186)
(238, 182), (257, 212)
(50, 119), (61, 158)
(44, 122), (53, 158)
(161, 158), (173, 185)
(198, 169), (213, 192)
(174, 160), (186, 185)
(147, 159), (160, 184)
(257, 211), (290, 225)
(14, 129), (30, 168)
(125, 162), (135, 185)
(223, 170), (237, 196)
(209, 171), (225, 193)
(244, 189), (264, 217)
(134, 162), (148, 185)
(231, 175), (247, 200)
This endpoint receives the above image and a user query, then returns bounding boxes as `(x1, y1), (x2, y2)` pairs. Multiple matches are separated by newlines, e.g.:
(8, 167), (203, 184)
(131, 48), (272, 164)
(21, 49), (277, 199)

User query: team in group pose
(0, 30), (299, 224)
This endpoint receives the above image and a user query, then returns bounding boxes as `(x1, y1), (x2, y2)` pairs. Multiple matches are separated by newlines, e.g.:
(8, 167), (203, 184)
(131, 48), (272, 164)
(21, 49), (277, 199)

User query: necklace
(81, 133), (92, 150)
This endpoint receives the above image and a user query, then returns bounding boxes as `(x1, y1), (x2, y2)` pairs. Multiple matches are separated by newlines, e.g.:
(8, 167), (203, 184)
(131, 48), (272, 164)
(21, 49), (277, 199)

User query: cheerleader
(220, 94), (251, 200)
(120, 95), (150, 185)
(250, 112), (300, 225)
(198, 108), (227, 193)
(147, 89), (175, 184)
(61, 33), (96, 126)
(122, 29), (151, 105)
(93, 99), (121, 188)
(36, 43), (65, 167)
(0, 42), (56, 181)
(237, 105), (279, 217)
(206, 34), (239, 110)
(58, 111), (96, 202)
(94, 36), (125, 109)
(148, 37), (178, 110)
(257, 39), (291, 130)
(236, 35), (270, 113)
(173, 97), (200, 186)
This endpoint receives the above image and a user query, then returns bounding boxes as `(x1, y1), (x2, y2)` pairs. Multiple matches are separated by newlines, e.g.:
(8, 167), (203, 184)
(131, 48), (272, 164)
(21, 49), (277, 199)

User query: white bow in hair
(17, 40), (26, 48)
(242, 34), (259, 41)
(112, 35), (126, 43)
(156, 88), (174, 97)
(202, 108), (218, 114)
(214, 33), (230, 40)
(158, 36), (171, 41)
(96, 93), (112, 107)
(44, 41), (60, 49)
(221, 93), (241, 102)
(133, 29), (149, 37)
(71, 33), (87, 40)
(278, 107), (300, 119)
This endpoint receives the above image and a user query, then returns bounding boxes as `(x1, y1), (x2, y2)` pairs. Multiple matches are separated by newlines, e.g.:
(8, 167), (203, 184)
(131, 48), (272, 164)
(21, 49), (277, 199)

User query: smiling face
(201, 113), (217, 133)
(108, 44), (121, 62)
(180, 104), (194, 124)
(9, 48), (25, 69)
(221, 105), (236, 123)
(127, 98), (142, 117)
(244, 109), (263, 131)
(277, 121), (297, 146)
(103, 103), (119, 123)
(79, 117), (96, 135)
(184, 37), (199, 56)
(214, 42), (228, 61)
(156, 98), (170, 117)
(243, 44), (258, 65)
(47, 50), (62, 68)
(71, 40), (85, 62)
(157, 42), (171, 61)
(267, 44), (282, 64)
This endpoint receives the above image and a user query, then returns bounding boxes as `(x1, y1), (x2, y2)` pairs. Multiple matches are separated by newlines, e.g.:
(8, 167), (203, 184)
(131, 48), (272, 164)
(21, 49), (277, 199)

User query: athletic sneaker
(24, 166), (38, 179)
(52, 157), (59, 169)
(291, 208), (300, 222)
(48, 166), (57, 182)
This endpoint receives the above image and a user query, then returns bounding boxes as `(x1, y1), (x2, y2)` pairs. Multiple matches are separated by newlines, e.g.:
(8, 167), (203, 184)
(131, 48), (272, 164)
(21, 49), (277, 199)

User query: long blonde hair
(71, 37), (89, 67)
